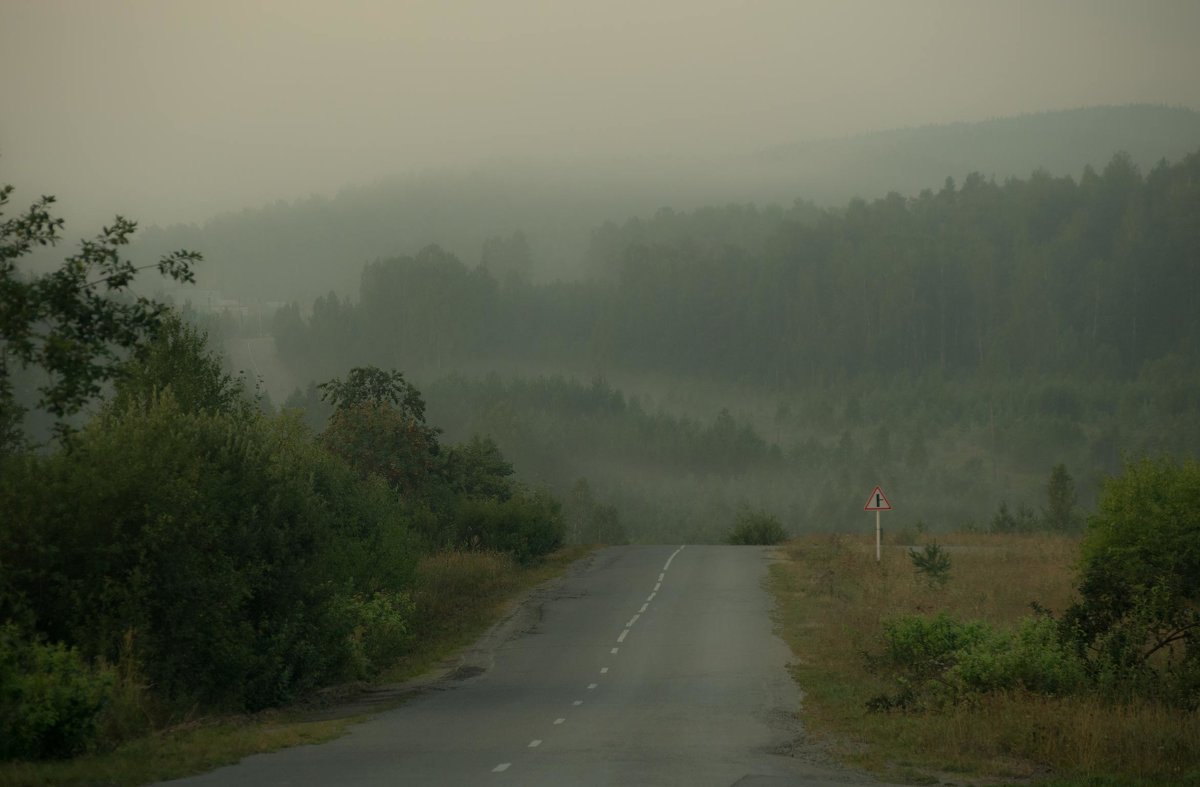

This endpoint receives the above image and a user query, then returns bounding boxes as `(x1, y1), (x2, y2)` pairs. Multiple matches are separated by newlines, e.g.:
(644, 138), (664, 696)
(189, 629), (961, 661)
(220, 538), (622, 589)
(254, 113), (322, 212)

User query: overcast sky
(2, 0), (1198, 229)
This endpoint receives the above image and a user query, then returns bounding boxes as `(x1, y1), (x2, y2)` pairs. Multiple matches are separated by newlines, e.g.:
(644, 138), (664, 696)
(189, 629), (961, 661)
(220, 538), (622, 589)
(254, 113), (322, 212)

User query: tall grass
(770, 534), (1200, 784)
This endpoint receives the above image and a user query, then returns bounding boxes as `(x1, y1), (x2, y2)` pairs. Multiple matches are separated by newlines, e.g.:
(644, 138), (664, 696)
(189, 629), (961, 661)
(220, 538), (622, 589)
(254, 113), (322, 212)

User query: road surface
(164, 545), (891, 786)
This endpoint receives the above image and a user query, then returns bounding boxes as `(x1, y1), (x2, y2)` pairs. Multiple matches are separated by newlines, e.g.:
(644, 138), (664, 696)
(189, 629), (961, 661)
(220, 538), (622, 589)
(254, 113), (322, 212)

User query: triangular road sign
(863, 485), (892, 511)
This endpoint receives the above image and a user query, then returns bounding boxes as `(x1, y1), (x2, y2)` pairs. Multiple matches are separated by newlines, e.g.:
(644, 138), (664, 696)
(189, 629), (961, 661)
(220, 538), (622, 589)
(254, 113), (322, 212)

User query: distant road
(164, 546), (891, 787)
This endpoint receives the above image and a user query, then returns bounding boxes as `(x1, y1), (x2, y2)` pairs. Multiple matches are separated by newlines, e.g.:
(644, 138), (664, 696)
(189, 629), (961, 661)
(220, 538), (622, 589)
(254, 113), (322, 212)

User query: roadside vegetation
(770, 458), (1200, 785)
(0, 187), (573, 779)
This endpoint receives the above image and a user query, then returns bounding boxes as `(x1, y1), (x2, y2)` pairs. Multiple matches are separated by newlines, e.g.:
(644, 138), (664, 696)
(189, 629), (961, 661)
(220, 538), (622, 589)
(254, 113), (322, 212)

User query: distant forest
(265, 148), (1200, 541)
(275, 150), (1198, 383)
(134, 104), (1200, 300)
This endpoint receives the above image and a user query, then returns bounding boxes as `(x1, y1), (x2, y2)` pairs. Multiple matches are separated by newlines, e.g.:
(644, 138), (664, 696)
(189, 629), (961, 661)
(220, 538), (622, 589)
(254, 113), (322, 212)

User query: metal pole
(875, 509), (881, 562)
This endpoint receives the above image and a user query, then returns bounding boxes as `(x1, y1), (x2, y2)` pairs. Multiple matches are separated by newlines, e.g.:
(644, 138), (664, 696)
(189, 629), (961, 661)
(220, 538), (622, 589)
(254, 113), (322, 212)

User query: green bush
(726, 509), (787, 545)
(452, 489), (564, 564)
(950, 616), (1088, 698)
(1061, 457), (1200, 706)
(867, 613), (1087, 710)
(0, 626), (113, 760)
(0, 399), (420, 712)
(337, 590), (415, 678)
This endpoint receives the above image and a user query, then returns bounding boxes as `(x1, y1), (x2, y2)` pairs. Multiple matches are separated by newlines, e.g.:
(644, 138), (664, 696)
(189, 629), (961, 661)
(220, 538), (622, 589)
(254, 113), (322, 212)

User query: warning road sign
(864, 485), (892, 511)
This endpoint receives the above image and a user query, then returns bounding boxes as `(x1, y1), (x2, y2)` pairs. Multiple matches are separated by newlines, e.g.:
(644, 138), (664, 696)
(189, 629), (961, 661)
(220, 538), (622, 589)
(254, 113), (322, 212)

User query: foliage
(318, 366), (426, 416)
(108, 313), (252, 418)
(336, 590), (415, 679)
(442, 435), (515, 502)
(1044, 463), (1080, 532)
(1060, 457), (1200, 706)
(0, 184), (200, 446)
(452, 490), (565, 564)
(317, 366), (444, 500)
(0, 625), (113, 760)
(867, 613), (1087, 711)
(989, 500), (1039, 534)
(908, 542), (952, 587)
(726, 509), (787, 545)
(0, 399), (420, 712)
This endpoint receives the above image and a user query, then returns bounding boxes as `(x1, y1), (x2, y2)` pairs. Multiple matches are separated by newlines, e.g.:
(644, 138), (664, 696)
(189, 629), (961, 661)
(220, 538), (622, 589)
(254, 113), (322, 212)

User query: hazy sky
(2, 0), (1198, 229)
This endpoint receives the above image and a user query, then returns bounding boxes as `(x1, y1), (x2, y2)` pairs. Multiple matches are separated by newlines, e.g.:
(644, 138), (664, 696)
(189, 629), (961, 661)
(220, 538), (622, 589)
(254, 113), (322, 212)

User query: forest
(269, 149), (1200, 541)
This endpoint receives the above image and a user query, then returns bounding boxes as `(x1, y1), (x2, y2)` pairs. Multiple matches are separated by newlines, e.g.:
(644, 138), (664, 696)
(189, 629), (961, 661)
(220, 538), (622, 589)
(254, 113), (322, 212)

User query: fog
(3, 0), (1199, 230)
(4, 0), (1200, 545)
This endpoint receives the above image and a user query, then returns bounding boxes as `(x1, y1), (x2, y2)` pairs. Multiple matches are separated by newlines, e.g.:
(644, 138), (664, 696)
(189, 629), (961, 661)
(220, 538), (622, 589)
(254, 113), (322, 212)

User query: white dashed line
(493, 763), (511, 772)
(639, 603), (649, 613)
(529, 740), (542, 748)
(647, 593), (656, 601)
(627, 614), (640, 627)
(573, 699), (583, 706)
(611, 647), (619, 654)
(617, 629), (629, 643)
(600, 667), (609, 674)
(554, 718), (565, 725)
(654, 583), (661, 592)
(588, 683), (598, 689)
(663, 545), (685, 571)
(658, 572), (665, 582)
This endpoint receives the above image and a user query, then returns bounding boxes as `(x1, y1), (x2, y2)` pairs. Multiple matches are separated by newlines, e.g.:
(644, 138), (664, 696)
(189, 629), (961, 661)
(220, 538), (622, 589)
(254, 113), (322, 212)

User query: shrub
(452, 489), (564, 564)
(0, 626), (113, 760)
(726, 509), (787, 545)
(337, 590), (415, 678)
(867, 613), (1087, 710)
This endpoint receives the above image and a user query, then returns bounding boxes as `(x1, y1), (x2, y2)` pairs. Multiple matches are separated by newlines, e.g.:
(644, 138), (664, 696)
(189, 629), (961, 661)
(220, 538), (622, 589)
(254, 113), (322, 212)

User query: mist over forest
(133, 105), (1200, 301)
(143, 105), (1200, 545)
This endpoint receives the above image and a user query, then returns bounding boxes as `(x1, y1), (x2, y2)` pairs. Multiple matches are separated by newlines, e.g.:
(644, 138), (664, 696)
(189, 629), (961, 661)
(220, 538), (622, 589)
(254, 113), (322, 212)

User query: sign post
(863, 485), (893, 561)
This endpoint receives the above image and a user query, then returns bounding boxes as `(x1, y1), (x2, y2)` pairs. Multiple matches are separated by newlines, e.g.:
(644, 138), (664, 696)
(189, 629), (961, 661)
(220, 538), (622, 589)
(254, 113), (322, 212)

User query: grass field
(0, 546), (591, 787)
(769, 533), (1200, 786)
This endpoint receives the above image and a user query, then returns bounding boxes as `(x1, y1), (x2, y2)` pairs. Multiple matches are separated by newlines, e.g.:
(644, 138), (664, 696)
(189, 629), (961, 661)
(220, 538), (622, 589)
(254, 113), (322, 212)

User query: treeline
(1, 319), (562, 759)
(278, 369), (1191, 544)
(274, 149), (1200, 385)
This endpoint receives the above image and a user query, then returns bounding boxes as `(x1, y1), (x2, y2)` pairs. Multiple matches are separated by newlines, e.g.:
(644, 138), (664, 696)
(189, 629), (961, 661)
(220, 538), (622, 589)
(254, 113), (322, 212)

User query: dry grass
(770, 533), (1200, 786)
(382, 545), (591, 683)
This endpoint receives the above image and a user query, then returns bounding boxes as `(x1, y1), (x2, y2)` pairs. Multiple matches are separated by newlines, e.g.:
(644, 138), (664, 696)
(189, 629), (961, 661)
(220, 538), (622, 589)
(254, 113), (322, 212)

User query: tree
(0, 184), (200, 449)
(318, 367), (442, 497)
(318, 366), (425, 417)
(109, 313), (250, 418)
(1044, 463), (1080, 532)
(443, 435), (515, 501)
(1061, 457), (1200, 704)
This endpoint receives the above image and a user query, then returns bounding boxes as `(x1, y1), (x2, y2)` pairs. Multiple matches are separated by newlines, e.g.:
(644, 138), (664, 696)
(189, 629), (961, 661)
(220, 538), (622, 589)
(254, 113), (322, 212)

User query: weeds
(770, 533), (1200, 783)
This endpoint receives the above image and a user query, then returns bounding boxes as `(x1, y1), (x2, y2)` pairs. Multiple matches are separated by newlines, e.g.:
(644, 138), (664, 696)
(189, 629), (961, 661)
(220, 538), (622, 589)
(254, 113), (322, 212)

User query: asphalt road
(165, 545), (890, 787)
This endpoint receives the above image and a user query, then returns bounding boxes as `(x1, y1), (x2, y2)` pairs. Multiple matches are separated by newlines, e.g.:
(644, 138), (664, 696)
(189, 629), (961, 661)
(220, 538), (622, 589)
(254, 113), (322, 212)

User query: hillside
(131, 104), (1200, 303)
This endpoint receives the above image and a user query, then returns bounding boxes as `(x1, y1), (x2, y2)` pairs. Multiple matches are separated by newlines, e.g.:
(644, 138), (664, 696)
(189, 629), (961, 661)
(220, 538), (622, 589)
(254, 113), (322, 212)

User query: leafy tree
(443, 435), (515, 501)
(318, 367), (442, 497)
(109, 313), (250, 418)
(318, 366), (425, 415)
(1061, 457), (1200, 705)
(0, 185), (200, 448)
